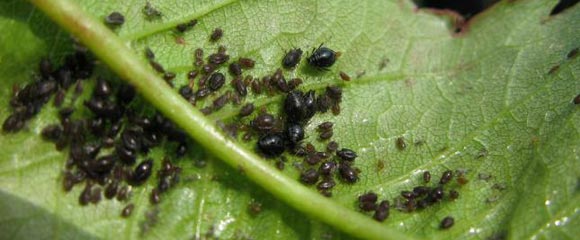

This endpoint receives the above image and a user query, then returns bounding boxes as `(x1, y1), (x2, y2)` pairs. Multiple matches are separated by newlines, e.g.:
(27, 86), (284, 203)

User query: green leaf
(1, 0), (578, 239)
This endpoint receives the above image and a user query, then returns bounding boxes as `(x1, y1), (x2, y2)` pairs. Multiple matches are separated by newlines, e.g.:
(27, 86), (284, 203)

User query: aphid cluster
(3, 48), (187, 217)
(357, 170), (465, 227)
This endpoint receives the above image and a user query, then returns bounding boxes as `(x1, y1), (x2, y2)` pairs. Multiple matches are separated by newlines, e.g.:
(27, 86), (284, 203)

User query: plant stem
(28, 0), (413, 239)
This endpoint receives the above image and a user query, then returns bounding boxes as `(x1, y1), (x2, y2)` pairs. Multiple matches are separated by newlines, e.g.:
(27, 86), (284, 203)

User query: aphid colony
(356, 170), (466, 229)
(3, 48), (186, 217)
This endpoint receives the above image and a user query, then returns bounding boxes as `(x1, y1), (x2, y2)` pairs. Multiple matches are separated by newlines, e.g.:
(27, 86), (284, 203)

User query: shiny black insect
(300, 168), (319, 185)
(208, 72), (225, 91)
(282, 48), (303, 69)
(358, 192), (378, 211)
(318, 161), (336, 176)
(440, 216), (454, 229)
(440, 170), (453, 184)
(396, 137), (407, 150)
(285, 123), (304, 146)
(104, 180), (119, 199)
(257, 133), (285, 157)
(105, 12), (125, 26)
(229, 62), (242, 76)
(307, 44), (338, 70)
(150, 189), (161, 204)
(131, 159), (153, 184)
(373, 200), (390, 222)
(339, 164), (358, 183)
(336, 148), (357, 162)
(423, 171), (431, 183)
(121, 204), (134, 217)
(210, 28), (223, 42)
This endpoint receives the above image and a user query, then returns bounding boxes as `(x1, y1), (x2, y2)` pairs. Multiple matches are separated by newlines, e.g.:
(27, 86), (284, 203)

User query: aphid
(163, 72), (176, 81)
(423, 171), (431, 183)
(275, 74), (289, 93)
(318, 122), (334, 131)
(440, 216), (454, 229)
(212, 94), (229, 110)
(336, 148), (357, 162)
(440, 170), (453, 184)
(176, 142), (188, 157)
(287, 78), (303, 90)
(150, 189), (161, 204)
(325, 85), (342, 101)
(339, 71), (351, 81)
(121, 204), (135, 217)
(41, 124), (63, 142)
(326, 141), (338, 153)
(149, 60), (165, 73)
(39, 57), (53, 79)
(194, 48), (204, 66)
(300, 168), (320, 185)
(116, 185), (130, 201)
(121, 129), (142, 151)
(303, 90), (317, 119)
(449, 190), (459, 200)
(131, 159), (153, 184)
(396, 137), (407, 150)
(239, 103), (255, 117)
(94, 77), (113, 97)
(145, 47), (155, 60)
(318, 161), (336, 175)
(179, 85), (194, 100)
(200, 106), (213, 115)
(105, 12), (125, 26)
(117, 84), (135, 105)
(91, 155), (116, 175)
(238, 58), (255, 69)
(257, 133), (285, 157)
(567, 47), (579, 59)
(196, 88), (211, 99)
(358, 192), (378, 211)
(401, 191), (415, 199)
(275, 160), (285, 170)
(574, 94), (580, 105)
(232, 76), (247, 96)
(305, 153), (322, 165)
(176, 19), (197, 33)
(218, 45), (227, 54)
(252, 113), (276, 132)
(210, 28), (223, 42)
(285, 123), (305, 146)
(208, 53), (230, 65)
(430, 186), (444, 201)
(208, 72), (225, 91)
(62, 172), (74, 192)
(339, 164), (358, 183)
(250, 79), (262, 94)
(202, 64), (216, 74)
(456, 173), (468, 185)
(284, 90), (305, 121)
(247, 200), (262, 216)
(319, 130), (333, 140)
(378, 58), (390, 70)
(104, 180), (119, 199)
(282, 48), (303, 69)
(143, 1), (162, 19)
(229, 62), (242, 76)
(307, 44), (338, 70)
(79, 183), (92, 206)
(412, 186), (430, 197)
(373, 200), (390, 222)
(90, 187), (102, 204)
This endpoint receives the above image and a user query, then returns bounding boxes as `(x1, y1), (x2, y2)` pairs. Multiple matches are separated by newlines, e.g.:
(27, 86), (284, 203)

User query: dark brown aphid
(318, 122), (333, 131)
(105, 12), (125, 26)
(79, 183), (92, 206)
(300, 168), (320, 185)
(339, 164), (358, 183)
(423, 171), (431, 183)
(175, 19), (197, 33)
(567, 47), (579, 59)
(62, 172), (74, 192)
(202, 64), (216, 74)
(336, 148), (357, 161)
(121, 204), (135, 218)
(89, 187), (102, 204)
(150, 189), (161, 204)
(449, 190), (459, 200)
(331, 104), (341, 115)
(210, 28), (223, 42)
(239, 103), (254, 117)
(41, 124), (63, 142)
(252, 113), (276, 132)
(339, 71), (351, 81)
(282, 48), (303, 69)
(208, 72), (225, 91)
(250, 79), (262, 94)
(163, 72), (176, 81)
(53, 89), (65, 106)
(194, 48), (204, 66)
(548, 65), (559, 74)
(145, 47), (155, 60)
(232, 76), (247, 96)
(412, 186), (430, 197)
(440, 170), (453, 184)
(373, 200), (390, 222)
(212, 94), (229, 111)
(317, 178), (336, 190)
(430, 186), (445, 201)
(326, 141), (338, 153)
(149, 60), (165, 73)
(105, 180), (119, 199)
(132, 159), (153, 184)
(440, 216), (454, 229)
(318, 161), (336, 176)
(229, 62), (242, 76)
(196, 87), (211, 99)
(358, 192), (378, 211)
(143, 1), (162, 19)
(116, 185), (130, 201)
(401, 191), (414, 199)
(574, 94), (580, 104)
(287, 78), (303, 90)
(208, 53), (230, 65)
(396, 137), (407, 150)
(319, 130), (333, 140)
(238, 58), (255, 69)
(247, 200), (262, 216)
(200, 106), (213, 115)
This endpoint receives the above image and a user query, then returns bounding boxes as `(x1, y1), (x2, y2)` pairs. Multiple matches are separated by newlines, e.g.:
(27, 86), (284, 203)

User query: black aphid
(336, 148), (357, 161)
(94, 77), (113, 97)
(358, 192), (378, 211)
(326, 141), (339, 153)
(79, 183), (92, 206)
(401, 191), (414, 199)
(143, 1), (162, 19)
(440, 170), (453, 184)
(105, 12), (125, 26)
(373, 200), (390, 222)
(339, 71), (351, 81)
(210, 28), (223, 42)
(440, 216), (454, 229)
(212, 94), (229, 110)
(232, 76), (247, 96)
(104, 180), (119, 199)
(339, 164), (358, 183)
(307, 44), (338, 70)
(208, 53), (230, 65)
(396, 137), (407, 150)
(574, 94), (580, 104)
(239, 103), (254, 117)
(238, 58), (255, 69)
(257, 133), (285, 157)
(194, 48), (204, 66)
(131, 159), (153, 184)
(229, 62), (242, 76)
(176, 19), (197, 33)
(252, 113), (276, 132)
(318, 161), (336, 176)
(319, 130), (333, 140)
(41, 124), (63, 142)
(208, 72), (225, 91)
(121, 204), (134, 217)
(163, 72), (176, 81)
(423, 171), (431, 183)
(317, 178), (336, 190)
(150, 189), (161, 204)
(282, 48), (303, 69)
(149, 60), (165, 73)
(318, 122), (333, 131)
(300, 168), (319, 185)
(449, 190), (459, 200)
(145, 47), (155, 60)
(285, 123), (304, 146)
